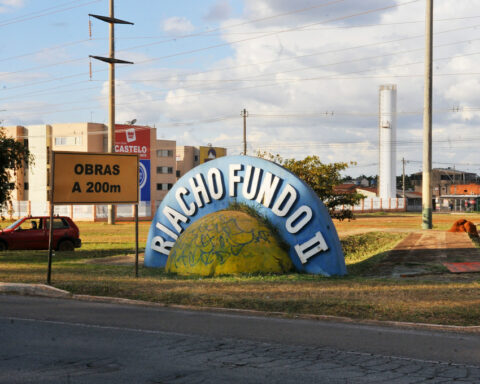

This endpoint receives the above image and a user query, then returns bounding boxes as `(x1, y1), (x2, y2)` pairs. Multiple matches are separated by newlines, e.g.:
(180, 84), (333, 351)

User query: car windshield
(5, 218), (23, 230)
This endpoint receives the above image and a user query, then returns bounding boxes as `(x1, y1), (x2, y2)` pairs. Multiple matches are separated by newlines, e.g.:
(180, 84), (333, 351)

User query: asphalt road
(1, 295), (479, 383)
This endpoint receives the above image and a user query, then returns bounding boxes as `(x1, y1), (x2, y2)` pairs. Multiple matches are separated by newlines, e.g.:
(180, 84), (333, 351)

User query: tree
(0, 128), (31, 211)
(257, 152), (364, 220)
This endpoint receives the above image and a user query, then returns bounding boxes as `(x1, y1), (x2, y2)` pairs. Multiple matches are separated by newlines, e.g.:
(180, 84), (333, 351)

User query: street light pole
(422, 0), (433, 229)
(241, 108), (248, 155)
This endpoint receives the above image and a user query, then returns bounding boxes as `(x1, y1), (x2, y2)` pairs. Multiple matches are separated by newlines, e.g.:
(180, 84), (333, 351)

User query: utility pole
(402, 157), (406, 199)
(241, 109), (248, 155)
(422, 0), (433, 229)
(89, 0), (133, 224)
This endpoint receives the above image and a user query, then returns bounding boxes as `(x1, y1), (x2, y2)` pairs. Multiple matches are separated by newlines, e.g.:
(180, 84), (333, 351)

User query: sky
(1, 0), (480, 178)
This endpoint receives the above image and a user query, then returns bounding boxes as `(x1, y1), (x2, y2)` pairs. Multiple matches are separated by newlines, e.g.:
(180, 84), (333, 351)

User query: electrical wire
(3, 5), (476, 95)
(0, 0), (102, 28)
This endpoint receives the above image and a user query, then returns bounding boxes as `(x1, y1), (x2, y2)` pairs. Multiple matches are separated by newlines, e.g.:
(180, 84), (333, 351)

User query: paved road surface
(1, 295), (479, 383)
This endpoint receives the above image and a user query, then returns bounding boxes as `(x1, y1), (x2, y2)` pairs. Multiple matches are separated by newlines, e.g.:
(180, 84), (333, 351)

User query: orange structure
(449, 184), (480, 195)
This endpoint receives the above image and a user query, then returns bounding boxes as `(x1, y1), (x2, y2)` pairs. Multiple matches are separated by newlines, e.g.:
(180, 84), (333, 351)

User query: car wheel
(0, 241), (6, 251)
(57, 240), (74, 252)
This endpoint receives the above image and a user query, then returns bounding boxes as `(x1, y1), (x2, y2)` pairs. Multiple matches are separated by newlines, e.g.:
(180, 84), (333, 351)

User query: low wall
(1, 201), (154, 221)
(339, 198), (406, 213)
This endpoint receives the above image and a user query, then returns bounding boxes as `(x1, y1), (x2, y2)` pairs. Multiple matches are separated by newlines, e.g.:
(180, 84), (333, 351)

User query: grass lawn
(1, 214), (480, 326)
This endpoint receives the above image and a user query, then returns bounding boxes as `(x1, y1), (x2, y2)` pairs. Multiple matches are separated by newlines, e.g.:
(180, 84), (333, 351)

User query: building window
(176, 170), (180, 177)
(156, 166), (173, 174)
(194, 155), (199, 162)
(24, 182), (29, 190)
(156, 183), (173, 191)
(55, 137), (66, 145)
(55, 136), (83, 146)
(156, 149), (173, 157)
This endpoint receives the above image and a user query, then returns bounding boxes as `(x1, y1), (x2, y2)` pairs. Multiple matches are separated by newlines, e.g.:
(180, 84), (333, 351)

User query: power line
(131, 0), (421, 66)
(4, 6), (477, 95)
(0, 39), (95, 63)
(4, 12), (479, 66)
(0, 0), (102, 28)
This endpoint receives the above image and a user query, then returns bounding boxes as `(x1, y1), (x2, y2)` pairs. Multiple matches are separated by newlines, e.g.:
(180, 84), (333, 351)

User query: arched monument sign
(145, 155), (346, 276)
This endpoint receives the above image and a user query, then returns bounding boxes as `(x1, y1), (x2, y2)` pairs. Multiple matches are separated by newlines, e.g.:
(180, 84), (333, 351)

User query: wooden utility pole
(402, 157), (406, 199)
(108, 0), (115, 225)
(89, 0), (133, 224)
(422, 0), (433, 229)
(241, 108), (248, 155)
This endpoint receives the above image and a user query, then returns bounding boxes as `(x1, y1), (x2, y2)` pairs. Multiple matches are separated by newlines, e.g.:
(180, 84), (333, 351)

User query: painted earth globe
(166, 210), (293, 276)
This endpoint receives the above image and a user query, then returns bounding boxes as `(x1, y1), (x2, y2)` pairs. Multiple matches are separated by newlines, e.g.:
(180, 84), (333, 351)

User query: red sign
(115, 124), (151, 160)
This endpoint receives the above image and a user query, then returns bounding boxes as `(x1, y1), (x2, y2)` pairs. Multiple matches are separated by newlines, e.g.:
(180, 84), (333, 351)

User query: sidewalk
(374, 231), (480, 277)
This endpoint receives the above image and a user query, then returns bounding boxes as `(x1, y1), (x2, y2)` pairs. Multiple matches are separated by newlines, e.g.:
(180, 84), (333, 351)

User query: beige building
(151, 138), (176, 208)
(3, 125), (28, 201)
(176, 145), (227, 180)
(3, 122), (226, 219)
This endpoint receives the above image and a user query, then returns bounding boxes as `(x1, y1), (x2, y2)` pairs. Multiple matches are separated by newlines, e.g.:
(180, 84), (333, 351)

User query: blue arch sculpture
(145, 155), (346, 276)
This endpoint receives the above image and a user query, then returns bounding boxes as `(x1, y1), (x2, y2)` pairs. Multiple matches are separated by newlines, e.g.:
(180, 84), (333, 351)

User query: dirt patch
(369, 231), (480, 281)
(86, 254), (144, 266)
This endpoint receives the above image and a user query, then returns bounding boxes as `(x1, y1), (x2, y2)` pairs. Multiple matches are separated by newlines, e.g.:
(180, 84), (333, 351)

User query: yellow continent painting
(166, 210), (293, 276)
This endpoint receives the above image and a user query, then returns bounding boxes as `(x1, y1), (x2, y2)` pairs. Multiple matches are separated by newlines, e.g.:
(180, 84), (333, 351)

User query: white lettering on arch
(272, 184), (297, 217)
(286, 205), (312, 234)
(242, 165), (261, 200)
(255, 172), (280, 208)
(207, 168), (224, 200)
(175, 187), (196, 216)
(163, 205), (188, 234)
(229, 164), (243, 197)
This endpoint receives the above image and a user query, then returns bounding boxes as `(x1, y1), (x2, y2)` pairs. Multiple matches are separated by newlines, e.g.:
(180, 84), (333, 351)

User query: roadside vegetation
(1, 214), (479, 326)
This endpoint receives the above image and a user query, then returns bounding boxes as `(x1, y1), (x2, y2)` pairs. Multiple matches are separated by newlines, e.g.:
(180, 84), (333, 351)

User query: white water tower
(378, 85), (397, 199)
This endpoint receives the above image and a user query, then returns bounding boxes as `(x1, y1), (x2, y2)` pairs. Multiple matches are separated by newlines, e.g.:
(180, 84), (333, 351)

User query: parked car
(0, 216), (81, 251)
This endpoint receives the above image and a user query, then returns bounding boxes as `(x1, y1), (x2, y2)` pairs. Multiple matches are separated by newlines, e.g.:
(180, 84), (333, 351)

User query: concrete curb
(2, 282), (480, 334)
(71, 294), (480, 334)
(0, 283), (71, 298)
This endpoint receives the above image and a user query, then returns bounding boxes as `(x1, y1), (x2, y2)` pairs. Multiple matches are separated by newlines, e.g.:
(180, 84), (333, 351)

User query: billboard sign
(199, 146), (226, 163)
(115, 125), (151, 201)
(115, 124), (150, 160)
(52, 152), (138, 204)
(139, 160), (151, 201)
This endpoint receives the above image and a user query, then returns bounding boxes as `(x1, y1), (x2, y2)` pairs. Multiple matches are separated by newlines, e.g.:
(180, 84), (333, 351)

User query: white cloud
(0, 0), (24, 13)
(162, 17), (195, 35)
(90, 1), (480, 177)
(243, 0), (397, 26)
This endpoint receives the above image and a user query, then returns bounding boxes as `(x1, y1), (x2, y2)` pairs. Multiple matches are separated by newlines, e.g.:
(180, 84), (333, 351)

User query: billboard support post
(47, 152), (56, 285)
(135, 203), (139, 278)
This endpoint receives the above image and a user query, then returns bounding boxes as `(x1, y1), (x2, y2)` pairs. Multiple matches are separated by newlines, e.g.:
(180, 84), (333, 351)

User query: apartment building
(176, 145), (227, 180)
(3, 122), (226, 218)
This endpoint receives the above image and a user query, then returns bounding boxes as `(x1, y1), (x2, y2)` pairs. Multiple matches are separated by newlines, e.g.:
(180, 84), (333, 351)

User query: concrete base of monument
(165, 210), (294, 276)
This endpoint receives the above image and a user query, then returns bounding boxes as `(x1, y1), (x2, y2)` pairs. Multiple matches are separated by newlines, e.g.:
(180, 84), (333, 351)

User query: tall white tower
(378, 85), (397, 199)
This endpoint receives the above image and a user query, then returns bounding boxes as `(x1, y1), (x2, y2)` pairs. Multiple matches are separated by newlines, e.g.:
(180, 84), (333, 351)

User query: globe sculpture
(166, 210), (293, 276)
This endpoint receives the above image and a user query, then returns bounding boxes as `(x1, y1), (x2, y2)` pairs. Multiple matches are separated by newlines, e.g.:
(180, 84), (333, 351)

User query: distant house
(411, 168), (480, 197)
(334, 183), (358, 195)
(356, 187), (377, 198)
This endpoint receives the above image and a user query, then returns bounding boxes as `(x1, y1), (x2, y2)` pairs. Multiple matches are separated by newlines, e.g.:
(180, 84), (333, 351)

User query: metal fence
(1, 201), (153, 221)
(340, 198), (406, 213)
(3, 198), (407, 221)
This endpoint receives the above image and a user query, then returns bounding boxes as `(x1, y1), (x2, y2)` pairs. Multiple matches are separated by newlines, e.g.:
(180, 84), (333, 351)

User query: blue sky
(2, 0), (480, 178)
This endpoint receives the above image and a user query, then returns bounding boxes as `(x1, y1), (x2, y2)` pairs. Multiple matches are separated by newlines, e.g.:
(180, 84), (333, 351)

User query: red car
(0, 216), (81, 251)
